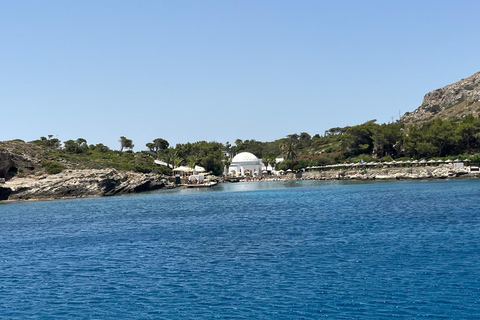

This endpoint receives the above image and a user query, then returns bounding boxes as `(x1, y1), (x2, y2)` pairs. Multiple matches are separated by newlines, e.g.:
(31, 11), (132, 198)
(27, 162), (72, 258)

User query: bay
(1, 180), (479, 319)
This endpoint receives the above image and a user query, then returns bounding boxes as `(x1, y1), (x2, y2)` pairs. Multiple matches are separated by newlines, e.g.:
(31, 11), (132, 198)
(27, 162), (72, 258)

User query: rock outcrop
(0, 151), (15, 179)
(0, 141), (44, 180)
(401, 71), (480, 123)
(1, 169), (172, 202)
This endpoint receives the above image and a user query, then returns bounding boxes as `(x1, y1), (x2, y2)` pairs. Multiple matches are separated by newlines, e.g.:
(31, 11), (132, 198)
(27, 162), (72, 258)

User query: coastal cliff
(401, 71), (480, 123)
(1, 169), (172, 202)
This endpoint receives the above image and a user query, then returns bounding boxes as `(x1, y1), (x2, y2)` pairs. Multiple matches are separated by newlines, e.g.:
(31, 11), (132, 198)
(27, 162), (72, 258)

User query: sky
(1, 0), (479, 150)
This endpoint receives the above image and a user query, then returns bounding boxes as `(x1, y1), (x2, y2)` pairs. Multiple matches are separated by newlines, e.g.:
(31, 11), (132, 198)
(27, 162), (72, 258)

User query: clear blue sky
(1, 1), (479, 150)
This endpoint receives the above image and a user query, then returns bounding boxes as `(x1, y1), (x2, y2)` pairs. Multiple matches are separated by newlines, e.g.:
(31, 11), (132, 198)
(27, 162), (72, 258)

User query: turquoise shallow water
(1, 180), (479, 319)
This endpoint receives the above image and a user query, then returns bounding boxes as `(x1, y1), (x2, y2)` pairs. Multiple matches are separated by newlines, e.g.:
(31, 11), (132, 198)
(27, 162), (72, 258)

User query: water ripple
(0, 180), (479, 318)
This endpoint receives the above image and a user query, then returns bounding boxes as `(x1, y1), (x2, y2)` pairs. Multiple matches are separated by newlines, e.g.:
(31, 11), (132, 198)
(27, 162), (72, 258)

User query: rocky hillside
(0, 140), (45, 180)
(0, 140), (173, 202)
(401, 71), (480, 123)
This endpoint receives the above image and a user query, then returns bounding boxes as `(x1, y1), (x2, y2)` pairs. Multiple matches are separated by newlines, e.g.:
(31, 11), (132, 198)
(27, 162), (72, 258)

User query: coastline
(294, 165), (480, 181)
(2, 165), (479, 204)
(0, 168), (173, 204)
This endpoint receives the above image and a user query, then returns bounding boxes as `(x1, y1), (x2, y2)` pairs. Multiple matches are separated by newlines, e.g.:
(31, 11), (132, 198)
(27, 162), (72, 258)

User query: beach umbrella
(173, 166), (193, 173)
(194, 165), (206, 172)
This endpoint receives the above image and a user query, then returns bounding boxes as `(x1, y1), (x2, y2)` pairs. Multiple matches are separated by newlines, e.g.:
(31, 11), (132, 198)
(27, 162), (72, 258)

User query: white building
(228, 152), (263, 177)
(261, 157), (284, 174)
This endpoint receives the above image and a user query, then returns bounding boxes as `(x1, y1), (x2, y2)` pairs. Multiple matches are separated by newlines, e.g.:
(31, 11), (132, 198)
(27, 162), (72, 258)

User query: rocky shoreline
(0, 169), (174, 202)
(2, 165), (479, 203)
(297, 165), (480, 181)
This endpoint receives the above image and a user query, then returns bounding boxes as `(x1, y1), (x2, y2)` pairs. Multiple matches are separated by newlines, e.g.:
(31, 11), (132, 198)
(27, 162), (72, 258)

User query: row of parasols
(305, 159), (471, 170)
(153, 161), (208, 174)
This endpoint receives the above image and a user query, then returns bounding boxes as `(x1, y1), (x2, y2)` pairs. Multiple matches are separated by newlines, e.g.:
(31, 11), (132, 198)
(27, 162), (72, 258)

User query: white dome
(232, 152), (259, 162)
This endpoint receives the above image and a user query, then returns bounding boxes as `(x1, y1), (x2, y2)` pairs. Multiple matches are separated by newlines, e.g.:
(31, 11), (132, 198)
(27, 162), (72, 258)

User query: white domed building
(228, 152), (263, 177)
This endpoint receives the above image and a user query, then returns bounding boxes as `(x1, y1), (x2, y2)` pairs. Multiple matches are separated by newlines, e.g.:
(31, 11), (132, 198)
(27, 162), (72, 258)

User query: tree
(341, 121), (376, 157)
(63, 138), (88, 154)
(32, 136), (61, 149)
(262, 157), (269, 170)
(63, 140), (78, 153)
(172, 156), (183, 168)
(76, 138), (89, 152)
(146, 143), (155, 152)
(236, 139), (265, 158)
(426, 119), (460, 156)
(147, 138), (169, 153)
(280, 140), (298, 169)
(160, 149), (175, 170)
(456, 115), (480, 152)
(46, 138), (61, 149)
(92, 143), (110, 153)
(201, 153), (223, 176)
(299, 132), (312, 148)
(119, 136), (134, 152)
(287, 133), (299, 141)
(223, 154), (231, 175)
(261, 154), (276, 173)
(416, 142), (438, 158)
(187, 154), (200, 169)
(225, 141), (232, 159)
(268, 156), (277, 171)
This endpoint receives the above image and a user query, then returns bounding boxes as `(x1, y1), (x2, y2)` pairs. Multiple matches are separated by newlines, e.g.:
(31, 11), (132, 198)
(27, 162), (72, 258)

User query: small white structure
(154, 160), (173, 168)
(262, 157), (284, 175)
(228, 152), (263, 177)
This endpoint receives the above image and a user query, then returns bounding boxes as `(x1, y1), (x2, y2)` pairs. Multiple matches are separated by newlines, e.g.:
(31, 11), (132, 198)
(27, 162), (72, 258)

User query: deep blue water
(1, 180), (479, 319)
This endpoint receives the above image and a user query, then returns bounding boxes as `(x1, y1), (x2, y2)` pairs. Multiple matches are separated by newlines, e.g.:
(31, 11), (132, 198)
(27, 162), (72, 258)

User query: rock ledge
(1, 169), (172, 202)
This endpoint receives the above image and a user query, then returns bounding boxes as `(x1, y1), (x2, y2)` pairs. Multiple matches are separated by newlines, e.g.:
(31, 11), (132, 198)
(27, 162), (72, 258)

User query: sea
(0, 179), (479, 319)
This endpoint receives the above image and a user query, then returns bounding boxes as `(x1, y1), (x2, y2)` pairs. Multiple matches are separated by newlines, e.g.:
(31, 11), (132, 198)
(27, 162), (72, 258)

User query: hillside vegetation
(2, 72), (480, 179)
(232, 115), (480, 170)
(0, 139), (164, 178)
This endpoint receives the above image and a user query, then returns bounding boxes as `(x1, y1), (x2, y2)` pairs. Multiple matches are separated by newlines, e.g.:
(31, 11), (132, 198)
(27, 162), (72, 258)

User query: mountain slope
(401, 71), (480, 124)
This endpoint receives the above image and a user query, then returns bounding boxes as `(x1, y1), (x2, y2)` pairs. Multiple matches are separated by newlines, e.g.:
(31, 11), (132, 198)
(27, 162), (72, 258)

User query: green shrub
(380, 155), (393, 162)
(41, 160), (67, 174)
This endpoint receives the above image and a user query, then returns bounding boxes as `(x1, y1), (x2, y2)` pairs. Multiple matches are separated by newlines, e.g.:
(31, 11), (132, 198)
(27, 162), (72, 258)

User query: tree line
(31, 114), (480, 175)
